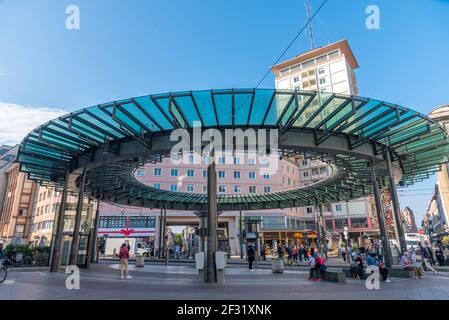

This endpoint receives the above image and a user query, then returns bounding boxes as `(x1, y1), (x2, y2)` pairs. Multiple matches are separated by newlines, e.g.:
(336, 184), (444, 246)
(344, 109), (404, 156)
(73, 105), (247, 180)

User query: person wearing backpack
(119, 243), (132, 280)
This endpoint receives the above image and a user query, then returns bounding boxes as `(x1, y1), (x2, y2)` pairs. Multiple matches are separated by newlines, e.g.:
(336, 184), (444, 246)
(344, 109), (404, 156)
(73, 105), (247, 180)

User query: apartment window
(154, 168), (162, 176)
(335, 219), (349, 229)
(234, 171), (241, 179)
(186, 184), (194, 192)
(136, 168), (145, 177)
(249, 186), (256, 194)
(218, 171), (226, 178)
(263, 173), (270, 180)
(170, 184), (178, 192)
(219, 157), (226, 164)
(248, 172), (256, 179)
(288, 178), (291, 186)
(203, 170), (207, 178)
(42, 192), (46, 201)
(187, 154), (194, 164)
(306, 207), (313, 214)
(293, 77), (300, 83)
(318, 68), (325, 75)
(47, 190), (52, 198)
(319, 78), (326, 85)
(18, 209), (27, 216)
(45, 205), (50, 213)
(202, 185), (207, 192)
(335, 204), (342, 212)
(312, 168), (319, 175)
(233, 157), (241, 165)
(248, 158), (256, 166)
(264, 186), (271, 193)
(202, 157), (210, 165)
(153, 183), (161, 189)
(320, 167), (327, 174)
(218, 185), (226, 193)
(262, 159), (270, 167)
(303, 171), (309, 177)
(234, 185), (241, 193)
(38, 193), (42, 202)
(302, 160), (308, 166)
(351, 218), (369, 229)
(171, 169), (178, 177)
(187, 169), (195, 177)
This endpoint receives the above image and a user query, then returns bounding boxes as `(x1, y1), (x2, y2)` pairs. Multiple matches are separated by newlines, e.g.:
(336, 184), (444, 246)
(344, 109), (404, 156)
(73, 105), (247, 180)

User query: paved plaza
(2, 262), (449, 300)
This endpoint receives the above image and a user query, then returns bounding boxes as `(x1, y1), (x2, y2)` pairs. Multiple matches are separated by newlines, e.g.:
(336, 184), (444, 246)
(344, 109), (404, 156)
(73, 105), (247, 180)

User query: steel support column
(89, 198), (101, 264)
(69, 168), (87, 266)
(385, 151), (407, 254)
(371, 161), (393, 268)
(206, 156), (217, 283)
(158, 208), (163, 258)
(50, 170), (70, 272)
(239, 209), (243, 259)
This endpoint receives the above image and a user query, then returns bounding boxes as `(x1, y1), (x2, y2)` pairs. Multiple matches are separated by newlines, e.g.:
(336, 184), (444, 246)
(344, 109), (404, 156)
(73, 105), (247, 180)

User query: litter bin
(215, 251), (226, 284)
(135, 254), (145, 267)
(195, 252), (205, 281)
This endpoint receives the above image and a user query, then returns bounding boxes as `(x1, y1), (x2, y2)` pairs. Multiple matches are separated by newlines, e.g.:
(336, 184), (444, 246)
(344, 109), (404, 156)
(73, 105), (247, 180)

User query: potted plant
(271, 257), (284, 273)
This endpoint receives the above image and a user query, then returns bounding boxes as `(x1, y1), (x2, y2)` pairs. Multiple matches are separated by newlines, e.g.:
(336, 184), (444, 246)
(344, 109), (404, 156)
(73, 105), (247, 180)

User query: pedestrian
(298, 244), (303, 263)
(175, 244), (181, 259)
(119, 243), (132, 280)
(427, 245), (436, 266)
(367, 252), (390, 283)
(419, 242), (436, 273)
(261, 244), (266, 261)
(0, 243), (6, 260)
(355, 255), (364, 279)
(323, 241), (329, 260)
(292, 246), (298, 262)
(341, 246), (347, 262)
(247, 246), (255, 271)
(436, 247), (445, 266)
(308, 254), (321, 281)
(277, 245), (283, 258)
(400, 251), (423, 279)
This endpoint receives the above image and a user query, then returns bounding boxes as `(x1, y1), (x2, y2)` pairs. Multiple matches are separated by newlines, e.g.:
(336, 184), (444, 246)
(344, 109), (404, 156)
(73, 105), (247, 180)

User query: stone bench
(319, 268), (346, 284)
(343, 267), (414, 279)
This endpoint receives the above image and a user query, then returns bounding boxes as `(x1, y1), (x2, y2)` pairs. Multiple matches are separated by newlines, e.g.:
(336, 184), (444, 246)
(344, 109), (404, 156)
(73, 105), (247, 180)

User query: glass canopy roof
(18, 89), (449, 210)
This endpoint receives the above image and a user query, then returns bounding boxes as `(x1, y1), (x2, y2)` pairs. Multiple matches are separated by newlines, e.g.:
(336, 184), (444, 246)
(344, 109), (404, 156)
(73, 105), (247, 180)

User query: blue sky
(0, 0), (448, 223)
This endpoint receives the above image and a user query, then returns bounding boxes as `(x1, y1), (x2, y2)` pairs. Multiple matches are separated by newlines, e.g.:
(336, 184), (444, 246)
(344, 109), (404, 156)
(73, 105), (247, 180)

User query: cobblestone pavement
(1, 262), (449, 300)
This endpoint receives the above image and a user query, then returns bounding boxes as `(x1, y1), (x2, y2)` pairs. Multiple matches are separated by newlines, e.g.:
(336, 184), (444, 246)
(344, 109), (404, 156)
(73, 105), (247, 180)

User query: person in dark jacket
(247, 246), (255, 270)
(436, 247), (445, 266)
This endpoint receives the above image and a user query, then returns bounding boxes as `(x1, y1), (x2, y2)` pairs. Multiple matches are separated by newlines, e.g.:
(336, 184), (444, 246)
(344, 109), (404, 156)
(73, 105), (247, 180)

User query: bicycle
(0, 259), (8, 284)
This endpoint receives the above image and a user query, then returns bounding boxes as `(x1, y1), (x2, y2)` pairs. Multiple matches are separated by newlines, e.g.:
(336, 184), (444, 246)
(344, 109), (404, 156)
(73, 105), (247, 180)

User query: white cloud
(0, 102), (67, 145)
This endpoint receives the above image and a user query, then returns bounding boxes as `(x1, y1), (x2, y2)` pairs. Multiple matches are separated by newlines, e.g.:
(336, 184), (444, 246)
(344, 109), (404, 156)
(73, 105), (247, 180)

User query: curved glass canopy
(17, 89), (449, 210)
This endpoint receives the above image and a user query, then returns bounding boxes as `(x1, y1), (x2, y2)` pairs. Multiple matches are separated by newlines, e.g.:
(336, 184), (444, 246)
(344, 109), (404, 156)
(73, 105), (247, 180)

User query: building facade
(271, 39), (378, 244)
(401, 207), (418, 233)
(425, 105), (449, 241)
(0, 162), (37, 244)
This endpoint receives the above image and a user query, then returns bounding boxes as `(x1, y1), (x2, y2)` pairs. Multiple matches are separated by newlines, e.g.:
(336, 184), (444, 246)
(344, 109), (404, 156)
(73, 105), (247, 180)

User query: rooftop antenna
(305, 0), (315, 50)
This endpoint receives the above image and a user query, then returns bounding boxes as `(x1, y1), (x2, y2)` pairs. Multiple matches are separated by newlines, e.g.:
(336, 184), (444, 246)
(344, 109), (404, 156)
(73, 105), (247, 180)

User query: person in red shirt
(119, 243), (132, 280)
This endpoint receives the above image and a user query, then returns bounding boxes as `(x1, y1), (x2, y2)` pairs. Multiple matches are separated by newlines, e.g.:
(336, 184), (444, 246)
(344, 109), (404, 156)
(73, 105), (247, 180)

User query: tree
(174, 233), (183, 247)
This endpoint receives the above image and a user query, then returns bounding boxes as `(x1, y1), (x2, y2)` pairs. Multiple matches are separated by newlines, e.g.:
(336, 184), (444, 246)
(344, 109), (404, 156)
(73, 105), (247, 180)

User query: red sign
(418, 229), (424, 235)
(119, 216), (135, 238)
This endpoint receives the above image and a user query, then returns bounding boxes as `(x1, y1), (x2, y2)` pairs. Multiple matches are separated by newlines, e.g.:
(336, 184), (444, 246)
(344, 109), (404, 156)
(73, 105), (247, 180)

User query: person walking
(341, 246), (347, 262)
(427, 245), (436, 266)
(298, 244), (303, 263)
(247, 246), (255, 271)
(119, 243), (132, 280)
(0, 243), (6, 260)
(174, 244), (181, 259)
(436, 247), (445, 266)
(419, 242), (436, 273)
(261, 244), (266, 261)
